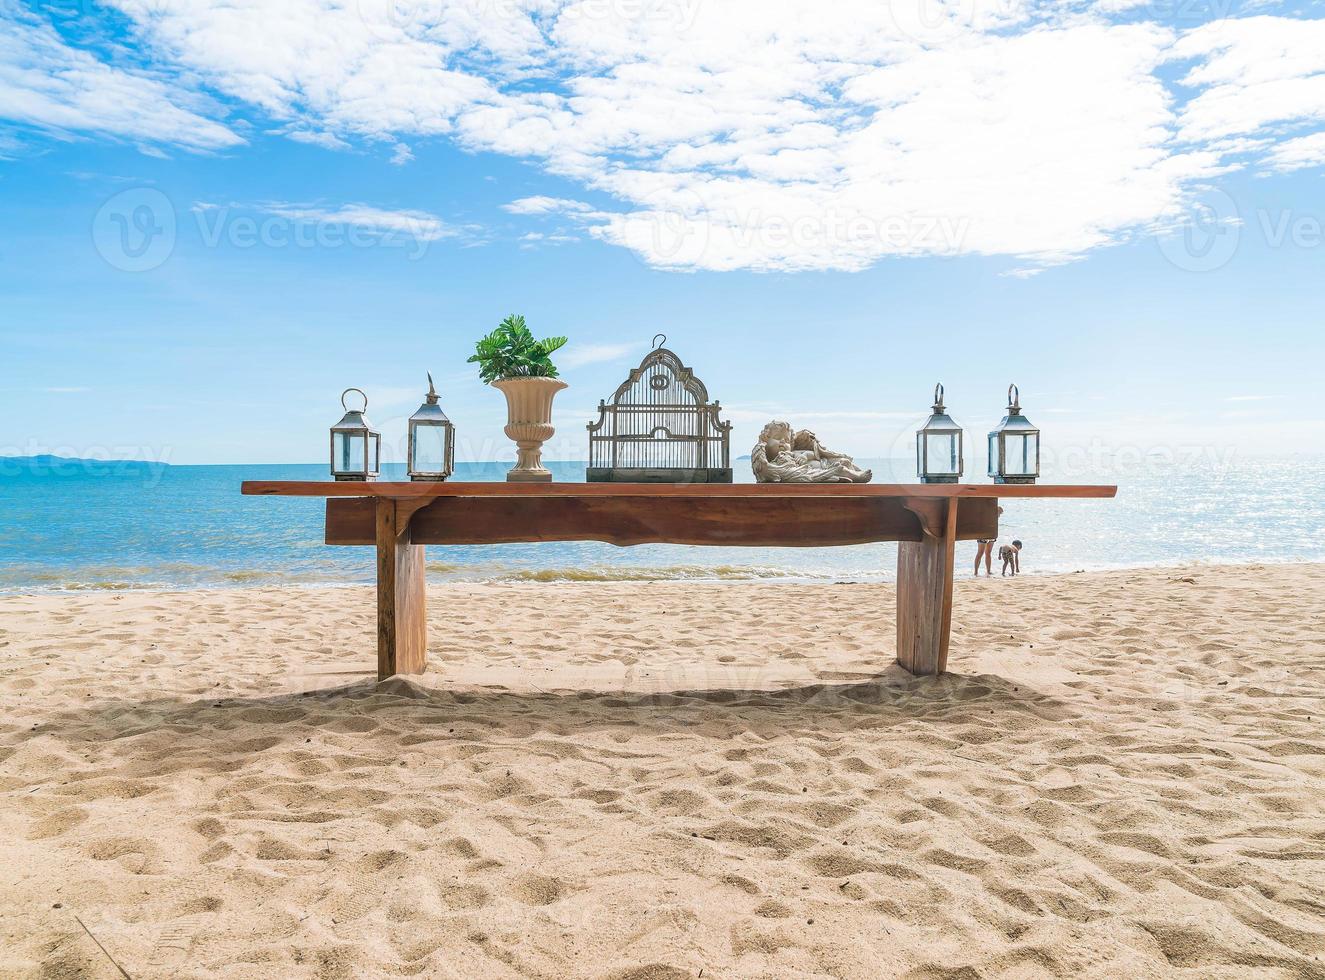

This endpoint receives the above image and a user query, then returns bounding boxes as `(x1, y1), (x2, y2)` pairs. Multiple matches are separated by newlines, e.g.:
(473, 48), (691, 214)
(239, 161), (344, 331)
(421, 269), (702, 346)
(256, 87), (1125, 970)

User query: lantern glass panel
(333, 431), (366, 474)
(1004, 433), (1037, 476)
(412, 423), (449, 474)
(925, 432), (960, 475)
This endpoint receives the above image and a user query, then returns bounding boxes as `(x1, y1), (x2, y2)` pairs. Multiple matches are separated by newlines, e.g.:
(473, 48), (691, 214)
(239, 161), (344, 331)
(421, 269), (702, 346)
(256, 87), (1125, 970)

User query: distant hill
(1, 455), (166, 468)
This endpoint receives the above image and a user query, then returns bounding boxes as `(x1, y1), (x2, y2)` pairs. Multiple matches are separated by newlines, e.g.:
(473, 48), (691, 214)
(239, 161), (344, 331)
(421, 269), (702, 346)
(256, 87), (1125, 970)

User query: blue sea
(1, 455), (1322, 592)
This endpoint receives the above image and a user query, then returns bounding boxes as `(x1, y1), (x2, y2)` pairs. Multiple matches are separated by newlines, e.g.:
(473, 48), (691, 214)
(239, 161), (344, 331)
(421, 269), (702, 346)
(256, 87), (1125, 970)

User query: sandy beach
(1, 563), (1322, 978)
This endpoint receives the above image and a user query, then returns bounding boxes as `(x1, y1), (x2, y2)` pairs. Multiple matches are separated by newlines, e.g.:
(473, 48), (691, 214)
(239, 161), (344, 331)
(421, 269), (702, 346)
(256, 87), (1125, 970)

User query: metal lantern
(407, 373), (455, 482)
(916, 383), (964, 483)
(330, 387), (381, 481)
(988, 384), (1040, 484)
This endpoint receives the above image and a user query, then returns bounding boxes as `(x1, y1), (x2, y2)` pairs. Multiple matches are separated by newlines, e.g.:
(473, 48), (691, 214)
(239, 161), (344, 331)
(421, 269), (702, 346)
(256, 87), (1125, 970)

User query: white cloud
(1172, 16), (1325, 144)
(259, 203), (458, 242)
(284, 128), (351, 150)
(503, 196), (596, 215)
(1264, 131), (1325, 173)
(9, 1), (1325, 272)
(0, 1), (241, 151)
(560, 341), (639, 368)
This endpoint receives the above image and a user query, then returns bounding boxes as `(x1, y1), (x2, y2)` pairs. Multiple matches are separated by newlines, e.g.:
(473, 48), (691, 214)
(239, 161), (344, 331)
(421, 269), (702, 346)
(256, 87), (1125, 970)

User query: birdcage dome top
(600, 344), (711, 407)
(586, 336), (732, 484)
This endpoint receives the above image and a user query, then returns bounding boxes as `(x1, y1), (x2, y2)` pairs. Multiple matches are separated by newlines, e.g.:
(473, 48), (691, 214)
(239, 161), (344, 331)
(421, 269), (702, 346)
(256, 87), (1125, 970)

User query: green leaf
(471, 314), (567, 382)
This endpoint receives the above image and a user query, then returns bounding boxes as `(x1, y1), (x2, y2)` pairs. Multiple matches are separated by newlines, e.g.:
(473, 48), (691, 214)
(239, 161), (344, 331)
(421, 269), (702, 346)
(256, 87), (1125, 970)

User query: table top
(243, 481), (1117, 499)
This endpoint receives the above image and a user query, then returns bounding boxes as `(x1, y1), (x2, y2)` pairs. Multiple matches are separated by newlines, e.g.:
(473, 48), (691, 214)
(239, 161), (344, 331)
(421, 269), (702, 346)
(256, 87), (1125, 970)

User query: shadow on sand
(20, 666), (1074, 764)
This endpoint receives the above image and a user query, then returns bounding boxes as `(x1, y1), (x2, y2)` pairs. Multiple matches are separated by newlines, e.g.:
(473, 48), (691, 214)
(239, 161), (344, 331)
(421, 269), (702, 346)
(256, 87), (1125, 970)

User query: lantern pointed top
(933, 383), (946, 413)
(426, 372), (439, 405)
(1007, 384), (1021, 414)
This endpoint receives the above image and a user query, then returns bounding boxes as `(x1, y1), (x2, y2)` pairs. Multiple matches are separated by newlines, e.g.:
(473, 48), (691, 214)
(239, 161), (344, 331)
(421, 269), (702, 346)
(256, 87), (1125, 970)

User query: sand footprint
(648, 788), (708, 815)
(509, 872), (568, 906)
(442, 883), (492, 910)
(718, 873), (761, 895)
(86, 835), (161, 874)
(442, 836), (481, 859)
(26, 805), (87, 840)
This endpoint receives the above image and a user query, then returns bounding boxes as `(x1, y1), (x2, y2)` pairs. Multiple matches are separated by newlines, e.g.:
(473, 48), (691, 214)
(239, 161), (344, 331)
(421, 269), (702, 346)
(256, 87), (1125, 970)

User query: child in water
(999, 540), (1023, 576)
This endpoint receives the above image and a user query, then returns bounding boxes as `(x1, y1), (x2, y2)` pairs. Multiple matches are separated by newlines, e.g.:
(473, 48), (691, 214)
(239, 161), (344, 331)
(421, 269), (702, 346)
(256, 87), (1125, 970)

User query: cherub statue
(751, 421), (873, 483)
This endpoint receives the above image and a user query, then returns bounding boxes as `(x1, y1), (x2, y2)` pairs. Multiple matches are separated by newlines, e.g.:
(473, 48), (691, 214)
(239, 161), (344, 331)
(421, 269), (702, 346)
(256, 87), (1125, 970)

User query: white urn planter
(492, 377), (567, 482)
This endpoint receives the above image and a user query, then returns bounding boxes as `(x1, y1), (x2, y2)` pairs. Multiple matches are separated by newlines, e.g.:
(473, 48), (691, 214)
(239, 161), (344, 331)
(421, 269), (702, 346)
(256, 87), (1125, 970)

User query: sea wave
(53, 580), (167, 591)
(424, 562), (465, 574)
(0, 561), (369, 593)
(5, 554), (1324, 593)
(487, 564), (801, 583)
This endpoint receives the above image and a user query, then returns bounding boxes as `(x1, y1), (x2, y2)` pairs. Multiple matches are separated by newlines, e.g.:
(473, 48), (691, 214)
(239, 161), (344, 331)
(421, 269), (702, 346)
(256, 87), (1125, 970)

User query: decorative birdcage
(587, 335), (733, 483)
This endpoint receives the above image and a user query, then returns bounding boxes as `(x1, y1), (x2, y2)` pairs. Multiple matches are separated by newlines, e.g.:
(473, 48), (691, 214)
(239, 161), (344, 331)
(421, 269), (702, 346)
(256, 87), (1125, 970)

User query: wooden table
(241, 482), (1116, 681)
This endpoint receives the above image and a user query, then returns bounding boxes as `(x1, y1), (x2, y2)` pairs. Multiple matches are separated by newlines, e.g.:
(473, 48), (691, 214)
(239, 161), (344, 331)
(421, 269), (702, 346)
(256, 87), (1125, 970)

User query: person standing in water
(975, 538), (995, 575)
(974, 507), (1004, 576)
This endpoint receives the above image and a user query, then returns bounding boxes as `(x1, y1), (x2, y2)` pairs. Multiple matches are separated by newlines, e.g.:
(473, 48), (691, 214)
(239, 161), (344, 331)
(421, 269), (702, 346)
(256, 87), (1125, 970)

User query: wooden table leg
(896, 498), (958, 676)
(376, 498), (427, 681)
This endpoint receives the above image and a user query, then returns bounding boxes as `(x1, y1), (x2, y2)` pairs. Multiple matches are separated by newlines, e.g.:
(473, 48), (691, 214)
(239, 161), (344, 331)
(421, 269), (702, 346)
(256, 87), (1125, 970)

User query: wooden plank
(938, 497), (959, 672)
(248, 480), (1117, 500)
(376, 498), (427, 681)
(895, 498), (959, 676)
(327, 494), (1001, 548)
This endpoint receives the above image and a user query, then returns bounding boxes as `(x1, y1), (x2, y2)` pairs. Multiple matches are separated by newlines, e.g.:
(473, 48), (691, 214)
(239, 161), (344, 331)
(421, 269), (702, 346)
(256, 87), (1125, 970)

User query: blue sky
(2, 0), (1324, 467)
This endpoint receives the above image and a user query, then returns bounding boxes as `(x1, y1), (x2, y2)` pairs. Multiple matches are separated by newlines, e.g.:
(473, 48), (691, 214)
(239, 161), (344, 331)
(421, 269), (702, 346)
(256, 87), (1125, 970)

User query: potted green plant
(469, 314), (569, 482)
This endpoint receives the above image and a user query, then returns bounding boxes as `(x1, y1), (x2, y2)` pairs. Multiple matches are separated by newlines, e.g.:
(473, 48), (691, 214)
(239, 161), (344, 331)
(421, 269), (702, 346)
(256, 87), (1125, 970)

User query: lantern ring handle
(652, 333), (667, 350)
(341, 387), (368, 412)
